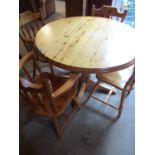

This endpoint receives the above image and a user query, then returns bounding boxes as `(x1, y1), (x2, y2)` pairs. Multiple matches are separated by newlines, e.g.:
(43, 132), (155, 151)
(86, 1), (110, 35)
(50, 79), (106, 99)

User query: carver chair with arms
(91, 4), (127, 22)
(19, 51), (81, 138)
(88, 60), (135, 117)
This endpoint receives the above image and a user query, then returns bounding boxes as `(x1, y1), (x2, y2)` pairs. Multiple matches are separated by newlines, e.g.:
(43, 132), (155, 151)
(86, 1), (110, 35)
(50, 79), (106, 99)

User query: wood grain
(35, 16), (135, 73)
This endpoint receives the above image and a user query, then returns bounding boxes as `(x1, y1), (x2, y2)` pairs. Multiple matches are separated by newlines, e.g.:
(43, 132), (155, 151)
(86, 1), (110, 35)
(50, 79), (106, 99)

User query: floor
(20, 89), (135, 155)
(19, 1), (135, 155)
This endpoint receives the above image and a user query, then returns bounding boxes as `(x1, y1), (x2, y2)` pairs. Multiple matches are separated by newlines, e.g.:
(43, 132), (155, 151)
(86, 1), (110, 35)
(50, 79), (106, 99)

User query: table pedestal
(78, 73), (116, 104)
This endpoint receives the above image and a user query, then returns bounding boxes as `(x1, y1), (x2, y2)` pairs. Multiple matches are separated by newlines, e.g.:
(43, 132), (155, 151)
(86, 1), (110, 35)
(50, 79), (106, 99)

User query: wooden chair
(88, 60), (135, 117)
(91, 4), (127, 22)
(19, 10), (57, 74)
(19, 10), (70, 75)
(19, 9), (45, 51)
(19, 51), (81, 138)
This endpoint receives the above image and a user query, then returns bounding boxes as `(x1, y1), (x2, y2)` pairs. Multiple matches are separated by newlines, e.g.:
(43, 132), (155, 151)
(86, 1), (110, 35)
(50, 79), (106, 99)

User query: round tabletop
(35, 16), (135, 73)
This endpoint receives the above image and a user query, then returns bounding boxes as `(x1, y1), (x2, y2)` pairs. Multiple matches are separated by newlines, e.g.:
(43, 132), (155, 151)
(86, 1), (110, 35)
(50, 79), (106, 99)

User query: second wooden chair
(88, 60), (135, 117)
(91, 4), (127, 22)
(19, 9), (45, 51)
(19, 9), (56, 74)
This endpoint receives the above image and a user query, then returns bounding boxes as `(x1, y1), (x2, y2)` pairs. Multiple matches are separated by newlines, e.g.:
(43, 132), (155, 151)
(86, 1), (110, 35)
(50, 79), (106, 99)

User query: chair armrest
(19, 50), (34, 70)
(52, 73), (81, 98)
(19, 77), (43, 89)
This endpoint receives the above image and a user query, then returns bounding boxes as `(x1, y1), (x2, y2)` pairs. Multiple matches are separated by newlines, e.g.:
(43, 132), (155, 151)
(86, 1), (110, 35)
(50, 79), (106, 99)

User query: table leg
(85, 73), (116, 93)
(78, 73), (116, 105)
(86, 78), (116, 94)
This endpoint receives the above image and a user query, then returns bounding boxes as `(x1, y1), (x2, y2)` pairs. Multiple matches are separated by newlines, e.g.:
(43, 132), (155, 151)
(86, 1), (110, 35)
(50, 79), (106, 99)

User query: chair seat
(96, 67), (133, 90)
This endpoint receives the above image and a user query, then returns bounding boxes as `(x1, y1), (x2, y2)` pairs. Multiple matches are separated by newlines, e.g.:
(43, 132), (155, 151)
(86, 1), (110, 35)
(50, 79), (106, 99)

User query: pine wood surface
(35, 16), (135, 73)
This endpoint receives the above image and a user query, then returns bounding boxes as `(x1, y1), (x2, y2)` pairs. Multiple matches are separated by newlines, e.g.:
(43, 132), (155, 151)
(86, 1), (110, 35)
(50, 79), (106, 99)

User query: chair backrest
(91, 4), (127, 22)
(19, 10), (45, 51)
(19, 52), (80, 116)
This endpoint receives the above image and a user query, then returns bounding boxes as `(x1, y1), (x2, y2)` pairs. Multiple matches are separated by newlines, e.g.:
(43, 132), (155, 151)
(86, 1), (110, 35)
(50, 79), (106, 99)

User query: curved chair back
(92, 4), (127, 22)
(19, 10), (45, 51)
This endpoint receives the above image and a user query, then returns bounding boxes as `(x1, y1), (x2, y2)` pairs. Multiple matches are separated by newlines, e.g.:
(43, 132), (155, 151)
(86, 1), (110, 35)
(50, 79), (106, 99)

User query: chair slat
(88, 62), (135, 117)
(92, 4), (127, 22)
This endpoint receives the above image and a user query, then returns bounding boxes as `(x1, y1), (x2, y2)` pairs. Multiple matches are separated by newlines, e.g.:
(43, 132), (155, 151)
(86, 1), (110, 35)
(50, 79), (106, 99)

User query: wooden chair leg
(127, 80), (135, 96)
(75, 82), (87, 107)
(73, 98), (81, 109)
(118, 92), (126, 117)
(49, 65), (56, 75)
(87, 81), (100, 101)
(32, 57), (42, 79)
(53, 118), (61, 139)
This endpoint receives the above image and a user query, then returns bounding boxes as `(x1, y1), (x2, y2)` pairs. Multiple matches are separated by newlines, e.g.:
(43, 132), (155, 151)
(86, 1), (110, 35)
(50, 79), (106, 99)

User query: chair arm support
(52, 73), (81, 98)
(19, 77), (43, 89)
(19, 50), (34, 70)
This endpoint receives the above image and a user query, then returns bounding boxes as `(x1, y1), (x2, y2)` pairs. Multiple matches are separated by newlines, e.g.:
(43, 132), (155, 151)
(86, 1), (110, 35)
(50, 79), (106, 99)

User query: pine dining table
(35, 16), (136, 96)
